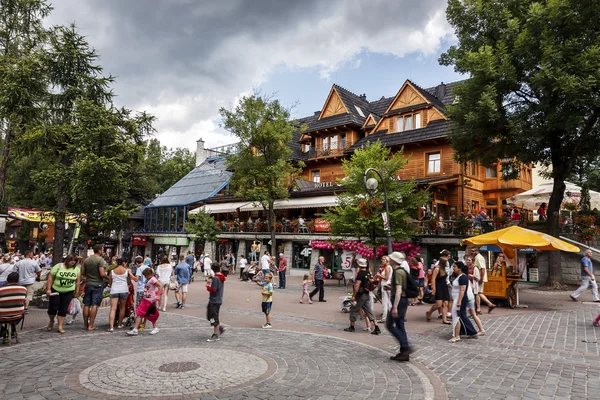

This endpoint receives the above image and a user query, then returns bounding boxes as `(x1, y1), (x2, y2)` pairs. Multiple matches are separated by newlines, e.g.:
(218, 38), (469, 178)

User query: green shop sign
(153, 237), (189, 246)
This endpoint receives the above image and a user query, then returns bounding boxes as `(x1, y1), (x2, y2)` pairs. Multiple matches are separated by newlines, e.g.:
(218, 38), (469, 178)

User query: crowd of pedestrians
(4, 242), (600, 368)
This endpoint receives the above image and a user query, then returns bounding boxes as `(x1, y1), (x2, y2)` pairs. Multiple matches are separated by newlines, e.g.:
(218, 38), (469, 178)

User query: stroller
(341, 295), (354, 313)
(115, 282), (136, 327)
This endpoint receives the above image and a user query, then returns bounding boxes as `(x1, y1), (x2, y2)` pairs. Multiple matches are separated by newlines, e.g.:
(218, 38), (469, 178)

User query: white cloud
(47, 0), (454, 150)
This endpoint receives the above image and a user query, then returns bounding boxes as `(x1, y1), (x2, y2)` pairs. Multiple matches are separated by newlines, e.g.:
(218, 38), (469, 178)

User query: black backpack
(362, 271), (379, 293)
(409, 265), (419, 279)
(392, 268), (419, 298)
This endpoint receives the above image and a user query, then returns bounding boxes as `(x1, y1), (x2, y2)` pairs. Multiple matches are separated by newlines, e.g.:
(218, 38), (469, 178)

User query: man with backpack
(343, 258), (381, 335)
(387, 251), (418, 362)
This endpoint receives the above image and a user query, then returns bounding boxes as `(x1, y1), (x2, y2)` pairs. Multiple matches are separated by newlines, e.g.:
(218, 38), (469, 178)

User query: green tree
(20, 25), (154, 260)
(185, 210), (219, 243)
(440, 0), (600, 287)
(220, 94), (304, 254)
(321, 141), (427, 254)
(580, 182), (591, 214)
(0, 0), (51, 212)
(155, 146), (195, 194)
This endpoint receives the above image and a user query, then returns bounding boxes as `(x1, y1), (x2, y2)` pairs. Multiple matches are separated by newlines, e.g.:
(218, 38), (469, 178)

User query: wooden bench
(327, 271), (346, 287)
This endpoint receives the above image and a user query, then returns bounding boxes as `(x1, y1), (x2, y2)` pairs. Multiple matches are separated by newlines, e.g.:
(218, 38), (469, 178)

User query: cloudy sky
(47, 0), (463, 151)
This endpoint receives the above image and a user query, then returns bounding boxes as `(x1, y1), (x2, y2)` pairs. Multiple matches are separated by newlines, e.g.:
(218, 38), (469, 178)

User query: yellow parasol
(462, 225), (580, 261)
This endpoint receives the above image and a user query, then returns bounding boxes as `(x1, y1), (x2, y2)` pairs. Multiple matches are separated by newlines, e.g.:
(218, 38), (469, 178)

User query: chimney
(436, 82), (446, 100)
(359, 94), (367, 101)
(196, 138), (207, 167)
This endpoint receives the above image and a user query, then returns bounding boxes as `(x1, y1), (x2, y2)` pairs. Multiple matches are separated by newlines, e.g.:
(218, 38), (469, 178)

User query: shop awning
(239, 195), (338, 211)
(274, 195), (338, 210)
(190, 201), (250, 215)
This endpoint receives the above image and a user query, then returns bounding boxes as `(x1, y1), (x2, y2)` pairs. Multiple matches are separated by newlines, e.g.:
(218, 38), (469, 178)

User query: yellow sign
(8, 207), (81, 224)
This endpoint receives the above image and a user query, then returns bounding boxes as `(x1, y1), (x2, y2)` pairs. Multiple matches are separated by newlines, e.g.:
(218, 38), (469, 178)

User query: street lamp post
(364, 167), (393, 255)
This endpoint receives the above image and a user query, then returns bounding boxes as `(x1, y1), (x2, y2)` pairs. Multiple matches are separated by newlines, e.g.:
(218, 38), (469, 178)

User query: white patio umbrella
(508, 181), (600, 210)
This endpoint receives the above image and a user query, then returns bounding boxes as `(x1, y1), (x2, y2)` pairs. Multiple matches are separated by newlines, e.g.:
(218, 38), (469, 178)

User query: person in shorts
(174, 255), (191, 309)
(82, 245), (108, 331)
(206, 263), (228, 342)
(256, 273), (274, 328)
(15, 250), (41, 312)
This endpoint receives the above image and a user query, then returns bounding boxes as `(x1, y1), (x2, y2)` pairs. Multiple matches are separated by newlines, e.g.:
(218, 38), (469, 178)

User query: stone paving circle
(0, 311), (431, 400)
(79, 348), (270, 397)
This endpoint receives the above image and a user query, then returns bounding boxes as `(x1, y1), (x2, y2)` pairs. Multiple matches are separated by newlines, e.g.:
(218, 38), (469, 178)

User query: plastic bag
(67, 298), (81, 315)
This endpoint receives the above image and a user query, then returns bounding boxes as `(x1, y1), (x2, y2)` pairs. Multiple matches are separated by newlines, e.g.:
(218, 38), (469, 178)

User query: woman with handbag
(155, 256), (173, 312)
(449, 261), (478, 342)
(46, 254), (80, 334)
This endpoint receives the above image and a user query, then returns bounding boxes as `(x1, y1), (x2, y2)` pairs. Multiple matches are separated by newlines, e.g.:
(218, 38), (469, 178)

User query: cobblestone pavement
(0, 311), (433, 400)
(2, 280), (600, 400)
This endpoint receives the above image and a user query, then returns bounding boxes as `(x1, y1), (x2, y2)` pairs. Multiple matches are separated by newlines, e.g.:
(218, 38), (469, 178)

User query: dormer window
(396, 113), (421, 132)
(303, 143), (310, 153)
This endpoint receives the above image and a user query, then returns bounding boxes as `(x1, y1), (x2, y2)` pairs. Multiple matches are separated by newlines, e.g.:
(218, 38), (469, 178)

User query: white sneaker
(66, 320), (74, 325)
(262, 324), (272, 329)
(149, 328), (160, 335)
(127, 329), (138, 336)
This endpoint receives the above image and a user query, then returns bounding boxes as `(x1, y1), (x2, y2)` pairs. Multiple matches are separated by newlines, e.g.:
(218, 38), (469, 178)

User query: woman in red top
(537, 203), (547, 221)
(511, 209), (521, 221)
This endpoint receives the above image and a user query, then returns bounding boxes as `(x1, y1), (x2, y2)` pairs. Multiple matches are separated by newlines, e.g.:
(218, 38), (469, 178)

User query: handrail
(559, 235), (599, 254)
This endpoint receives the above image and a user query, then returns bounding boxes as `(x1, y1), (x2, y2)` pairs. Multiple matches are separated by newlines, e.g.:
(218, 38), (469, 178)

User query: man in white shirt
(260, 251), (271, 283)
(472, 247), (496, 313)
(239, 255), (248, 280)
(203, 254), (213, 281)
(15, 250), (41, 312)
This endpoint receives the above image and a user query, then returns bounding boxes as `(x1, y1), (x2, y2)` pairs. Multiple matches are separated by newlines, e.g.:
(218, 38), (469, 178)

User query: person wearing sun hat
(344, 258), (380, 335)
(386, 251), (413, 361)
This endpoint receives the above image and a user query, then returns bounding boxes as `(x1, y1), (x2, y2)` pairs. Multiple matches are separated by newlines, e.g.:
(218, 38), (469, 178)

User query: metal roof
(147, 157), (231, 207)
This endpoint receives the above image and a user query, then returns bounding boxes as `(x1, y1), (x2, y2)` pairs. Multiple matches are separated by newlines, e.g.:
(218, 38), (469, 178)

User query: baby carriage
(422, 287), (435, 304)
(341, 295), (354, 313)
(115, 282), (136, 327)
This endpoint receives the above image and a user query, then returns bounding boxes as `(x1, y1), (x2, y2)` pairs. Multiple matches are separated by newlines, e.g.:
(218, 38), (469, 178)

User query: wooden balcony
(308, 142), (353, 159)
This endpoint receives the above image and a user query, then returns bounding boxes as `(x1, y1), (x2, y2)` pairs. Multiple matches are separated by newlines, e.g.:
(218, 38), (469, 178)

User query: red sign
(314, 218), (331, 232)
(132, 236), (147, 246)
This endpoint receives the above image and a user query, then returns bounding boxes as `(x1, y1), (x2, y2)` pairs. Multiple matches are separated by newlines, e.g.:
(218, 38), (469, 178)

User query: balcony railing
(413, 219), (519, 237)
(308, 142), (352, 159)
(216, 220), (318, 234)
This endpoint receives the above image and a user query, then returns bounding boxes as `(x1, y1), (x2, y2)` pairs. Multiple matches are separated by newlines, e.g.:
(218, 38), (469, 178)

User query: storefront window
(292, 242), (312, 269)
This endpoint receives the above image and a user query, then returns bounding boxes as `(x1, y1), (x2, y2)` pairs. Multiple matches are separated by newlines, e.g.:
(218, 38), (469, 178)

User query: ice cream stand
(462, 226), (580, 308)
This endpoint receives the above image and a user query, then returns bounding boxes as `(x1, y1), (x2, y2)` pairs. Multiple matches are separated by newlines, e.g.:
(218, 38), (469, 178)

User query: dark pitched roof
(407, 80), (447, 112)
(345, 119), (452, 153)
(424, 80), (467, 106)
(294, 79), (463, 146)
(333, 84), (370, 119)
(147, 157), (231, 207)
(368, 96), (394, 116)
(300, 112), (365, 134)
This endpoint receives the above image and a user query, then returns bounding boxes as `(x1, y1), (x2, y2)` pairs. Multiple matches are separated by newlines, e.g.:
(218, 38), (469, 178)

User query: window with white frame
(303, 143), (310, 153)
(396, 113), (421, 132)
(428, 152), (441, 174)
(330, 135), (338, 150)
(404, 115), (412, 131)
(414, 113), (421, 129)
(396, 117), (404, 132)
(340, 133), (346, 149)
(311, 170), (320, 183)
(322, 136), (329, 151)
